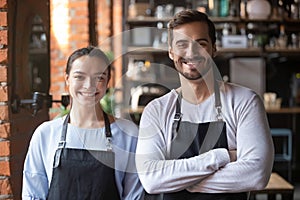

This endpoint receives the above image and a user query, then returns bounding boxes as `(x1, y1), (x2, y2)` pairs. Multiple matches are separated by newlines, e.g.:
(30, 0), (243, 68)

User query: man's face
(169, 21), (216, 81)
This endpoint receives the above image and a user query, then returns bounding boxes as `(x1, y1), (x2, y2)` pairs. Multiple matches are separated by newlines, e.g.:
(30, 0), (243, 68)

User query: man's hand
(228, 150), (237, 162)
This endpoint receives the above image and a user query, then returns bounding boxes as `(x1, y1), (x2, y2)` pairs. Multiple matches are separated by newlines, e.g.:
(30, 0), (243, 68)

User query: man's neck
(179, 73), (215, 104)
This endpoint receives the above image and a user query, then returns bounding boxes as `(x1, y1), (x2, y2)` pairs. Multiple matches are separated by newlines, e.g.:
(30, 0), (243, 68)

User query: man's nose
(186, 42), (200, 57)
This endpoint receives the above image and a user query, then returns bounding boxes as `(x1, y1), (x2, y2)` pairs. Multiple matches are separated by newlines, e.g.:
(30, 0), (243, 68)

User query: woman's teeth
(81, 92), (95, 97)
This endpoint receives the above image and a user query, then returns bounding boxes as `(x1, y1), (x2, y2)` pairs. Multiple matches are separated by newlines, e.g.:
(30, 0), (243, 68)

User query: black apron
(164, 82), (248, 200)
(47, 112), (120, 200)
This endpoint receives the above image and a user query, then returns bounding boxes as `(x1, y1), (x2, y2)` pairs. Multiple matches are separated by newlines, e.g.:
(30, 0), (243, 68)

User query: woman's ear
(65, 73), (69, 86)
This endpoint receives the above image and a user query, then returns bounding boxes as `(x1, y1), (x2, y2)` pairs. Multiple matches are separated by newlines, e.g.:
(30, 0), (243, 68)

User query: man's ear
(169, 47), (174, 60)
(212, 44), (217, 58)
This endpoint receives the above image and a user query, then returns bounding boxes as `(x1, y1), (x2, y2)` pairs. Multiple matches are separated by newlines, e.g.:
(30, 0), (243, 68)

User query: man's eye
(198, 42), (208, 47)
(176, 42), (188, 49)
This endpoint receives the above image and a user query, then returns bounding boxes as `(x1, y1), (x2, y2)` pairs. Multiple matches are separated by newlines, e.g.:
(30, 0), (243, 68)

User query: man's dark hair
(168, 9), (216, 47)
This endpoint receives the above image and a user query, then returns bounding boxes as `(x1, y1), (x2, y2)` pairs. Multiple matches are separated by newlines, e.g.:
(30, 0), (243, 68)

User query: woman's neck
(69, 104), (105, 128)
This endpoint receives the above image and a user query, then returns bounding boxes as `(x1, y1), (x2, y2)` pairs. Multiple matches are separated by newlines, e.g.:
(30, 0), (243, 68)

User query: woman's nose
(83, 78), (96, 88)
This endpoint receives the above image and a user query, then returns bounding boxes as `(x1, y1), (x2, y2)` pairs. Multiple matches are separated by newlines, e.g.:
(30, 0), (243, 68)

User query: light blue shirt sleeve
(22, 121), (52, 200)
(112, 119), (145, 200)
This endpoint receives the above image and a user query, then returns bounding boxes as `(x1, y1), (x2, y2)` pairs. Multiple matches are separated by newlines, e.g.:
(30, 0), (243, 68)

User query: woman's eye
(74, 75), (84, 80)
(96, 76), (105, 82)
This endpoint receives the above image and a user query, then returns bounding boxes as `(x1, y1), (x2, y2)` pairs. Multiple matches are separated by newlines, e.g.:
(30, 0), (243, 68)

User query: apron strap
(214, 80), (223, 121)
(103, 111), (113, 151)
(103, 111), (112, 137)
(53, 114), (69, 168)
(172, 79), (223, 139)
(54, 111), (113, 168)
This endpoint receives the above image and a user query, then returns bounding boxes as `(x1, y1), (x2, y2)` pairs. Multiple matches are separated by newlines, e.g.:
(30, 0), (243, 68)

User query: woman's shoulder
(37, 116), (65, 130)
(27, 116), (65, 150)
(32, 116), (65, 139)
(113, 118), (138, 134)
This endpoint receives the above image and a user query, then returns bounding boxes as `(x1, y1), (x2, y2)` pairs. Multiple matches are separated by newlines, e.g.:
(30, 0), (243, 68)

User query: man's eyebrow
(195, 38), (209, 43)
(175, 39), (189, 44)
(72, 71), (107, 76)
(175, 38), (209, 44)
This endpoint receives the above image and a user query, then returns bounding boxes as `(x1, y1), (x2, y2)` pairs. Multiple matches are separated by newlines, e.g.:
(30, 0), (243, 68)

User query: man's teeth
(185, 61), (199, 65)
(183, 59), (202, 64)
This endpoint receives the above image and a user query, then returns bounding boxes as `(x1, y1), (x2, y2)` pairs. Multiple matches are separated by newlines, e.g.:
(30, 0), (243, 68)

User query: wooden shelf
(126, 46), (300, 57)
(127, 16), (171, 23)
(127, 46), (168, 53)
(266, 107), (300, 114)
(217, 47), (262, 56)
(265, 47), (300, 54)
(126, 16), (289, 24)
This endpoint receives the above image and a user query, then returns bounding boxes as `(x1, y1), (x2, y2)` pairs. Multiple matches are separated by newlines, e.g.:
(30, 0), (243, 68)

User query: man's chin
(181, 72), (203, 81)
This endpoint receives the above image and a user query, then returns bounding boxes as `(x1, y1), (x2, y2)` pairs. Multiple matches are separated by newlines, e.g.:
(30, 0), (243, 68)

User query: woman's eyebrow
(95, 71), (107, 76)
(73, 71), (85, 74)
(72, 71), (107, 76)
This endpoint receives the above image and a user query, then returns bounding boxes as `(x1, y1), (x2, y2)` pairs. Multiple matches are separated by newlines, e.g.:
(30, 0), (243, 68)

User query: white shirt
(136, 83), (274, 194)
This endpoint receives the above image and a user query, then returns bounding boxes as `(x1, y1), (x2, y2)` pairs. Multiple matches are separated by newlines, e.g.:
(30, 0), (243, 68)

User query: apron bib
(164, 82), (248, 200)
(47, 112), (120, 200)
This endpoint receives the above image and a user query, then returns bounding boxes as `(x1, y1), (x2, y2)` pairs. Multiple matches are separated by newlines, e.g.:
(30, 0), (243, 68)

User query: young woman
(22, 46), (144, 199)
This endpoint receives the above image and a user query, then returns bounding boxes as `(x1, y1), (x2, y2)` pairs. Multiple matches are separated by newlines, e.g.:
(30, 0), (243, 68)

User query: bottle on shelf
(240, 0), (247, 19)
(145, 0), (154, 16)
(220, 0), (229, 17)
(291, 0), (300, 19)
(209, 0), (219, 17)
(291, 33), (299, 49)
(128, 0), (137, 18)
(277, 25), (287, 48)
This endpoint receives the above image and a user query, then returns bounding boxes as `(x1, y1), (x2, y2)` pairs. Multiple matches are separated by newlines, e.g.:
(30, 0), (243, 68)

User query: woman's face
(65, 55), (109, 107)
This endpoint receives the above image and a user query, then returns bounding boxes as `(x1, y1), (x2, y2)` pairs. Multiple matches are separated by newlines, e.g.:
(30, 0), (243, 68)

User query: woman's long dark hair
(65, 46), (111, 82)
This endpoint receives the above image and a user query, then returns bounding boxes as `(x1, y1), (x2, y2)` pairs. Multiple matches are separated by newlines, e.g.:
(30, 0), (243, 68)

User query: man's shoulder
(145, 89), (177, 108)
(223, 82), (258, 97)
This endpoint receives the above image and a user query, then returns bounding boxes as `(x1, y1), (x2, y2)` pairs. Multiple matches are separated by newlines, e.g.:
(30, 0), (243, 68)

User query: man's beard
(175, 58), (212, 81)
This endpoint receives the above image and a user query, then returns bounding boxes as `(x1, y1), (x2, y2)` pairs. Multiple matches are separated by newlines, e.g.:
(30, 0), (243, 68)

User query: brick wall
(0, 0), (116, 198)
(50, 0), (114, 118)
(50, 0), (89, 109)
(0, 0), (11, 198)
(98, 0), (112, 48)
